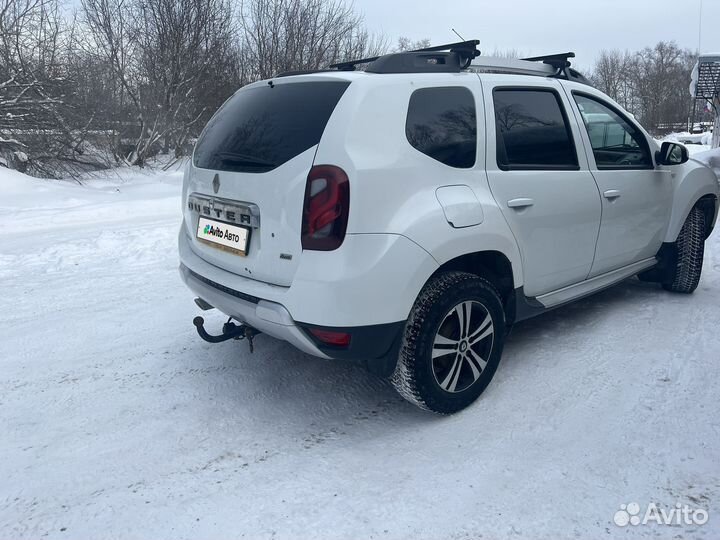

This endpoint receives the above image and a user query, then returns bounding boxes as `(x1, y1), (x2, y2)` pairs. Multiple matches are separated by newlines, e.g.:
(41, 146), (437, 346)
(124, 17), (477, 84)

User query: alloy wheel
(431, 300), (495, 393)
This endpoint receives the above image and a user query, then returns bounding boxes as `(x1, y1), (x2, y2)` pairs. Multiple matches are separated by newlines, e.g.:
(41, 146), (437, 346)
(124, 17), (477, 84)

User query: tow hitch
(192, 316), (260, 353)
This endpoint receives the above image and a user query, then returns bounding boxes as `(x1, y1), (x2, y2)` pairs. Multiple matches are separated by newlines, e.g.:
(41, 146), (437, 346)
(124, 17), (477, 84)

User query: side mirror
(656, 141), (689, 166)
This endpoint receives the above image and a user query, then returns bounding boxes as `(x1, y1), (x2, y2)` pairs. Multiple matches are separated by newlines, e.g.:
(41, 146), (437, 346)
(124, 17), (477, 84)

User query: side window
(573, 94), (652, 169)
(405, 87), (477, 168)
(492, 88), (578, 170)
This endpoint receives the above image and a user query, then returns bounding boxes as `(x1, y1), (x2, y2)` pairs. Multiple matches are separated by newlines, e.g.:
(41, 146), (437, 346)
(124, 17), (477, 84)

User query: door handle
(603, 189), (621, 200)
(507, 198), (534, 209)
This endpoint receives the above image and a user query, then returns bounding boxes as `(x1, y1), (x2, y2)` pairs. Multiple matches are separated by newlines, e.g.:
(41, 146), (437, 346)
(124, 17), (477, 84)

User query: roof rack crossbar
(411, 39), (480, 55)
(329, 39), (480, 71)
(522, 52), (575, 66)
(522, 52), (576, 78)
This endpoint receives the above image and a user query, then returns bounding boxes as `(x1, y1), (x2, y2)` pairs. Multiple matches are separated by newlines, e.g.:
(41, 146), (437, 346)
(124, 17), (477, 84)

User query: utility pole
(698, 0), (703, 53)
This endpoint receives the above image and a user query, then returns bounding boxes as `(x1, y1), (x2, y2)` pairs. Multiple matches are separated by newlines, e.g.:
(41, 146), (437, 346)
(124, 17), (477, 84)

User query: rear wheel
(390, 272), (505, 414)
(663, 206), (706, 294)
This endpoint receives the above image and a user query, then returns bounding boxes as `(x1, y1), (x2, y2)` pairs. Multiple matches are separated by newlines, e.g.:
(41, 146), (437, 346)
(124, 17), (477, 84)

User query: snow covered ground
(662, 131), (713, 147)
(1, 166), (719, 539)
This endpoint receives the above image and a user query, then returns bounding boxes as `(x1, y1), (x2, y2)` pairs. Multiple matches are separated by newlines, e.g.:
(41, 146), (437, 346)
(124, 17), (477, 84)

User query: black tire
(663, 206), (706, 294)
(390, 272), (506, 414)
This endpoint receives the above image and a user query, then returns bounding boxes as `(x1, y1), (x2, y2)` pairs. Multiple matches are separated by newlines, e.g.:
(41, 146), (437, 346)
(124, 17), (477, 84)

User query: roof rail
(469, 57), (557, 77)
(329, 40), (480, 73)
(469, 52), (593, 87)
(274, 69), (336, 78)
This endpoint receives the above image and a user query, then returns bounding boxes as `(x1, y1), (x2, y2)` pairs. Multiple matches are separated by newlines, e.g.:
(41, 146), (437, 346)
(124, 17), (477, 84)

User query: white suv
(179, 41), (719, 413)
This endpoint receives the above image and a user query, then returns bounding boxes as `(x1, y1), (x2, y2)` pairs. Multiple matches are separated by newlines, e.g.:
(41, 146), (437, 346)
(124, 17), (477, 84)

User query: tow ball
(192, 316), (260, 353)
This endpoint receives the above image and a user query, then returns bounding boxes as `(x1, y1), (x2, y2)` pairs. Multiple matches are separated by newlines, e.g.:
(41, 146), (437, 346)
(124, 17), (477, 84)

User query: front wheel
(663, 206), (706, 294)
(390, 272), (506, 414)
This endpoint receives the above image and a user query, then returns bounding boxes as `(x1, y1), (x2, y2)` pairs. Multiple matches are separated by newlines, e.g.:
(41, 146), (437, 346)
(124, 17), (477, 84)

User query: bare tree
(633, 41), (694, 130)
(0, 0), (59, 169)
(485, 47), (522, 59)
(3, 0), (391, 177)
(134, 0), (236, 156)
(592, 49), (636, 111)
(396, 37), (430, 52)
(0, 0), (105, 176)
(80, 0), (144, 163)
(591, 42), (697, 133)
(240, 0), (386, 80)
(80, 0), (236, 165)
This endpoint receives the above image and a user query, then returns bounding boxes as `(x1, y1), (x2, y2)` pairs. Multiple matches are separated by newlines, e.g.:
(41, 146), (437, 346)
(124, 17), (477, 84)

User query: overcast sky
(356, 0), (720, 69)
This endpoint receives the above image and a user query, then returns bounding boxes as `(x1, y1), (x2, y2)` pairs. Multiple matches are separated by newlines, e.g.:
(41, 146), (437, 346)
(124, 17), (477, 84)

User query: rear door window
(405, 87), (477, 168)
(493, 88), (579, 170)
(194, 81), (350, 173)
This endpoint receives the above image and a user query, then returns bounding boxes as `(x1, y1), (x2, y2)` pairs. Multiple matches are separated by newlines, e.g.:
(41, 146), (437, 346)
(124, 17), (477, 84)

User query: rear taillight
(301, 165), (349, 251)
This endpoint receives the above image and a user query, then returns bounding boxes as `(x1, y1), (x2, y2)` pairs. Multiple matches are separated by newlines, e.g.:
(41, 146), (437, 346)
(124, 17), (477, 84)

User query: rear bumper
(180, 264), (406, 373)
(180, 264), (329, 358)
(179, 226), (434, 369)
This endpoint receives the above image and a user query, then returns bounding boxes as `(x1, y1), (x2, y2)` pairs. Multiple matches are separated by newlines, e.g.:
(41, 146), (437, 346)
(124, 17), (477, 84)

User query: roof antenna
(452, 28), (466, 41)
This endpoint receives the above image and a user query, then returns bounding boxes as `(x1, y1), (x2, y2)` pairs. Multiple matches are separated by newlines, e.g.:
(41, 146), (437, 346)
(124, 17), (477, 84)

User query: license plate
(196, 217), (250, 256)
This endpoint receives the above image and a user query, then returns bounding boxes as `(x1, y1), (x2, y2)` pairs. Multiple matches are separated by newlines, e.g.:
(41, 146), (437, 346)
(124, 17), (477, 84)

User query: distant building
(689, 53), (720, 148)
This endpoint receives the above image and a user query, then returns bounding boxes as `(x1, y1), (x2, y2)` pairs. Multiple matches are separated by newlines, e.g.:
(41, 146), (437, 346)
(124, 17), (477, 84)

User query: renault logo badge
(212, 173), (220, 194)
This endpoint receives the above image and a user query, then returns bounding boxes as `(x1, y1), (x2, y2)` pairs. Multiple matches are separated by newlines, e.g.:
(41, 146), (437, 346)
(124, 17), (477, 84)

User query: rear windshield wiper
(214, 151), (276, 168)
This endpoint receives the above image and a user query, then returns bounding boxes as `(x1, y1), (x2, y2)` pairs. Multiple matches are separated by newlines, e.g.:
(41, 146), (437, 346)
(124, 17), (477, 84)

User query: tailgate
(183, 79), (351, 287)
(183, 150), (314, 286)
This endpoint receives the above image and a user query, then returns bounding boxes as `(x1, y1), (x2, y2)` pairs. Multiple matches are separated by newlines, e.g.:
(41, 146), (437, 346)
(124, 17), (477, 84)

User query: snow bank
(661, 131), (712, 146)
(0, 164), (184, 235)
(0, 166), (79, 209)
(0, 165), (51, 191)
(0, 162), (184, 197)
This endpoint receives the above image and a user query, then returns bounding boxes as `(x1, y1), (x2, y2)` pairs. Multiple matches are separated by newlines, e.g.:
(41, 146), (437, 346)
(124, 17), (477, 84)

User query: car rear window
(194, 81), (350, 173)
(405, 87), (477, 168)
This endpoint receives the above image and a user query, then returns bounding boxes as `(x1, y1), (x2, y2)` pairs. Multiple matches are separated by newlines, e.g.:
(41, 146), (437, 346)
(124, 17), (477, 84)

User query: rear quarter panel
(313, 73), (524, 291)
